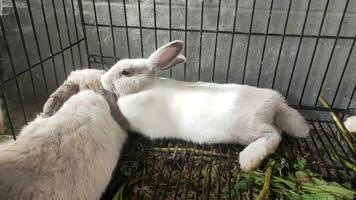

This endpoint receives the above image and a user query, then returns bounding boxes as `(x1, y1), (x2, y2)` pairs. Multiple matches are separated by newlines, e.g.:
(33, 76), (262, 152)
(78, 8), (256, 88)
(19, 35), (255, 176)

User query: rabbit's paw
(239, 141), (267, 172)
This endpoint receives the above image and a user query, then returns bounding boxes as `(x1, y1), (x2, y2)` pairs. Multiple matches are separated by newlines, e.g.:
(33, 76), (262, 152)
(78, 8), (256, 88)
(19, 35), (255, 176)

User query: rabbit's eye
(121, 69), (131, 76)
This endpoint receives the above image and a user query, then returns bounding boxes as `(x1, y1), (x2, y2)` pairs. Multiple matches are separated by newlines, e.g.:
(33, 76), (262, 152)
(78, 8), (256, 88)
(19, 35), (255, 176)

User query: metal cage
(0, 0), (355, 199)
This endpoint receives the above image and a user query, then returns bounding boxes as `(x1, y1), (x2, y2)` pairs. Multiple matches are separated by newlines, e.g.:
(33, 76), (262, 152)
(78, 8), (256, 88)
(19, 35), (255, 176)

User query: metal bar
(0, 17), (27, 123)
(183, 0), (188, 81)
(314, 0), (351, 107)
(332, 36), (356, 106)
(326, 123), (350, 160)
(51, 0), (69, 76)
(198, 0), (205, 81)
(137, 140), (156, 199)
(4, 39), (85, 83)
(122, 0), (131, 58)
(107, 0), (118, 62)
(152, 140), (167, 199)
(183, 144), (197, 199)
(195, 145), (205, 200)
(91, 0), (104, 68)
(10, 0), (40, 107)
(271, 0), (292, 89)
(70, 0), (83, 69)
(137, 0), (144, 57)
(82, 23), (356, 40)
(286, 0), (311, 97)
(299, 0), (330, 106)
(212, 0), (222, 82)
(61, 0), (76, 70)
(0, 85), (16, 139)
(312, 122), (344, 177)
(206, 145), (214, 200)
(320, 122), (352, 175)
(25, 0), (49, 96)
(347, 86), (356, 111)
(153, 0), (158, 49)
(216, 146), (222, 199)
(308, 122), (332, 176)
(40, 0), (59, 86)
(225, 0), (239, 83)
(241, 0), (256, 84)
(162, 144), (180, 198)
(257, 0), (274, 87)
(169, 0), (173, 78)
(77, 0), (91, 68)
(173, 142), (190, 199)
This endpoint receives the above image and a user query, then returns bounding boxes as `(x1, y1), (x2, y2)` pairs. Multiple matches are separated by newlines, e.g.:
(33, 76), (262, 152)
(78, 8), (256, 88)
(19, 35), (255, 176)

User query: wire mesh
(102, 121), (355, 199)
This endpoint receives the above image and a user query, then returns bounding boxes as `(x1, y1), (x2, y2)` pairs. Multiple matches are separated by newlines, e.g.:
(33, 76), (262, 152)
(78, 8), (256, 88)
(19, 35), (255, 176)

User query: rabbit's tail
(274, 102), (310, 138)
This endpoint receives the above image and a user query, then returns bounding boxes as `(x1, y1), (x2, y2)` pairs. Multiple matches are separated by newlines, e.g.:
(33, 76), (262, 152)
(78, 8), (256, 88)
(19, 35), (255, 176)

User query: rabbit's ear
(163, 54), (186, 70)
(43, 81), (79, 117)
(147, 40), (183, 71)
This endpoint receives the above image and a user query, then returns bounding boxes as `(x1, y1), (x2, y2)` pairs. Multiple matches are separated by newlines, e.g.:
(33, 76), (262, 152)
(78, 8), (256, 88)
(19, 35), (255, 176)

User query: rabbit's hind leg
(239, 124), (282, 172)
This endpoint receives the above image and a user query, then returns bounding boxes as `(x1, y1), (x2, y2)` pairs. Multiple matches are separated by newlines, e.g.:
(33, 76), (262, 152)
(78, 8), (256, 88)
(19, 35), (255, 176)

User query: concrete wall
(1, 0), (356, 134)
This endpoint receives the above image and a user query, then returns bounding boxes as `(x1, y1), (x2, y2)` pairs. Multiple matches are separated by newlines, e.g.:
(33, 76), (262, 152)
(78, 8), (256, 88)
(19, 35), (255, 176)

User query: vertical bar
(332, 36), (355, 106)
(299, 0), (330, 106)
(314, 0), (350, 107)
(285, 0), (311, 97)
(347, 86), (355, 111)
(40, 0), (59, 86)
(137, 0), (144, 57)
(308, 123), (331, 176)
(320, 122), (352, 175)
(70, 0), (83, 69)
(271, 0), (293, 89)
(183, 144), (197, 199)
(326, 123), (350, 159)
(0, 85), (15, 139)
(62, 0), (76, 70)
(123, 0), (131, 58)
(151, 141), (167, 199)
(25, 0), (49, 96)
(257, 0), (274, 87)
(173, 142), (190, 199)
(0, 80), (16, 140)
(241, 0), (256, 84)
(161, 145), (180, 198)
(91, 0), (104, 68)
(198, 0), (205, 81)
(153, 0), (158, 49)
(107, 0), (117, 62)
(225, 0), (239, 83)
(312, 123), (343, 177)
(169, 0), (173, 78)
(77, 0), (91, 68)
(0, 17), (27, 123)
(195, 145), (205, 200)
(10, 0), (39, 106)
(51, 0), (69, 76)
(184, 0), (188, 81)
(211, 0), (222, 82)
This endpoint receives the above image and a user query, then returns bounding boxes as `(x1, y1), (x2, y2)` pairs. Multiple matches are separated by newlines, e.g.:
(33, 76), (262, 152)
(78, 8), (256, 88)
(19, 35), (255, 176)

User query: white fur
(102, 40), (310, 171)
(0, 90), (127, 200)
(344, 116), (356, 133)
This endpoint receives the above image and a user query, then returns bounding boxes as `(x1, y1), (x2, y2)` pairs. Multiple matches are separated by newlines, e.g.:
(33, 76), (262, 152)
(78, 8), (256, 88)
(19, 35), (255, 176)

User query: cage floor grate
(101, 120), (356, 199)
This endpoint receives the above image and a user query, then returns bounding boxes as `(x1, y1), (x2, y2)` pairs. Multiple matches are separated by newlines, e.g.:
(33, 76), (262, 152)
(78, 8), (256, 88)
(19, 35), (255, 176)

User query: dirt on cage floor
(101, 120), (356, 200)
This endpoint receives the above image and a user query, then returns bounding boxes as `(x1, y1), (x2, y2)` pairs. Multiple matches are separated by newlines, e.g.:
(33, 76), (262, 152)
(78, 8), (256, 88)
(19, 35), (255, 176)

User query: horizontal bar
(3, 38), (85, 83)
(83, 22), (356, 40)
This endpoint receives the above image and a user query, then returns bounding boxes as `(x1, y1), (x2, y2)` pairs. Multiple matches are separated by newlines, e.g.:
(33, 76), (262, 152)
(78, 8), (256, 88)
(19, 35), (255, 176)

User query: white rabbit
(344, 116), (356, 133)
(0, 90), (127, 200)
(101, 40), (310, 172)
